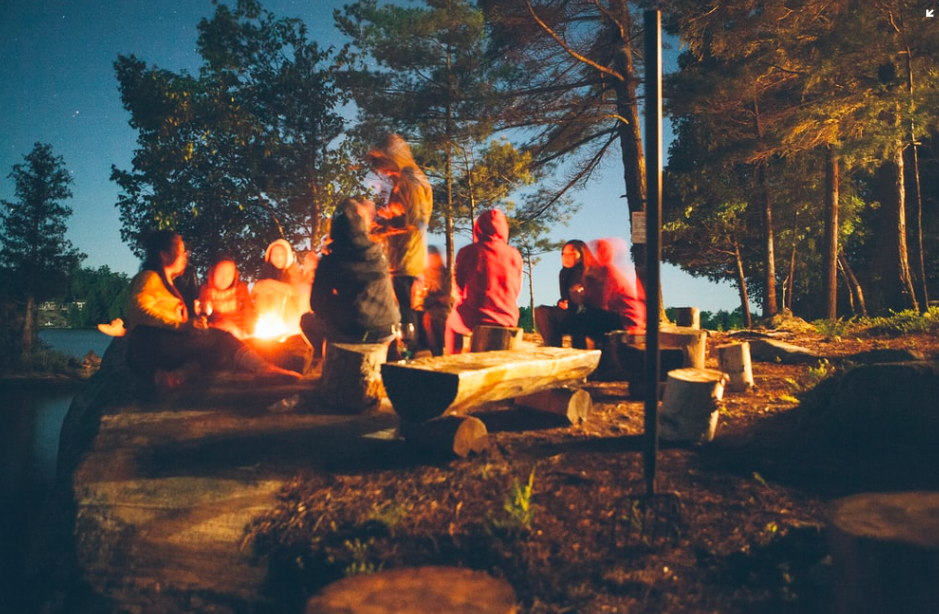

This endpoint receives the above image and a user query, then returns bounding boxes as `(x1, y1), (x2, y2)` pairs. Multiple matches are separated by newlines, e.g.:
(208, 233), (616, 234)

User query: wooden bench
(381, 347), (601, 423)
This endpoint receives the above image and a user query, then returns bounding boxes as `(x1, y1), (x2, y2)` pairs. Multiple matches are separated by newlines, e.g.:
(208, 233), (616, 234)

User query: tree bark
(823, 146), (840, 320)
(890, 141), (919, 312)
(733, 238), (753, 328)
(839, 252), (867, 317)
(21, 293), (36, 364)
(757, 160), (778, 317)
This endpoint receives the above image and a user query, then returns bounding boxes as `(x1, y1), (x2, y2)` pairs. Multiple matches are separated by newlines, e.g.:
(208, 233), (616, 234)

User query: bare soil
(247, 327), (939, 614)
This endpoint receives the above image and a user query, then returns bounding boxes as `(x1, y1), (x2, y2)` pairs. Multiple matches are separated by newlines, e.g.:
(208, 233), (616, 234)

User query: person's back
(445, 209), (522, 353)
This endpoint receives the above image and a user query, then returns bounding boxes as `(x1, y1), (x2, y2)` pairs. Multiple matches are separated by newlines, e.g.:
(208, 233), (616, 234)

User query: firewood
(381, 347), (601, 423)
(398, 415), (489, 458)
(829, 491), (939, 614)
(659, 367), (728, 442)
(715, 341), (754, 392)
(514, 387), (593, 424)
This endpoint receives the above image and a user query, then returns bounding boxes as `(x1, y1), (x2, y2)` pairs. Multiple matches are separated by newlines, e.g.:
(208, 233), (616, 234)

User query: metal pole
(643, 9), (662, 497)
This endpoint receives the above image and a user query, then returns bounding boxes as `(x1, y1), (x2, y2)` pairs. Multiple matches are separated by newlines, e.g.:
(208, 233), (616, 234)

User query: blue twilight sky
(0, 0), (744, 313)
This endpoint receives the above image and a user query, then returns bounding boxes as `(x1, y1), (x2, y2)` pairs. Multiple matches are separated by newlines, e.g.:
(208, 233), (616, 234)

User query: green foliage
(112, 0), (357, 276)
(339, 538), (382, 577)
(517, 305), (533, 333)
(698, 308), (753, 331)
(812, 317), (854, 338)
(65, 266), (131, 327)
(863, 307), (939, 336)
(805, 359), (831, 387)
(490, 466), (535, 535)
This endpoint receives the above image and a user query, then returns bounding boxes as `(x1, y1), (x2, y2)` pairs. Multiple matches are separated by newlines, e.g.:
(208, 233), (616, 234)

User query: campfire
(252, 310), (298, 342)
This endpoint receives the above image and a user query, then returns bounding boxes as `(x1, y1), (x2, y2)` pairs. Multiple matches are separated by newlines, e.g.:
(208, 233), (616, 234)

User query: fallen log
(829, 491), (939, 614)
(381, 347), (601, 423)
(514, 387), (593, 424)
(398, 415), (489, 458)
(659, 367), (728, 442)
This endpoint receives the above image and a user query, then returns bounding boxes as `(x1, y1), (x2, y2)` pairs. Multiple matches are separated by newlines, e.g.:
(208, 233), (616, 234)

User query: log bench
(381, 347), (601, 424)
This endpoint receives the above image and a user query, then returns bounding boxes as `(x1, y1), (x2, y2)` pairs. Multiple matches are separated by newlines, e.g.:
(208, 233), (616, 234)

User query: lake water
(0, 329), (112, 611)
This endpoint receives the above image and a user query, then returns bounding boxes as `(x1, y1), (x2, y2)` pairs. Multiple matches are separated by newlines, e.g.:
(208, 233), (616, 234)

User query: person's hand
(191, 315), (209, 331)
(377, 202), (405, 219)
(558, 299), (569, 310)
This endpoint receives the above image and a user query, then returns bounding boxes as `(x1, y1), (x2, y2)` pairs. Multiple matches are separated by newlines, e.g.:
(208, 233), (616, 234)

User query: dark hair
(141, 229), (181, 272)
(563, 240), (588, 264)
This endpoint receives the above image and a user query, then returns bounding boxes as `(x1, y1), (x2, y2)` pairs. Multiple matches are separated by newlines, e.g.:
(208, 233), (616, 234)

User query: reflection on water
(1, 329), (111, 610)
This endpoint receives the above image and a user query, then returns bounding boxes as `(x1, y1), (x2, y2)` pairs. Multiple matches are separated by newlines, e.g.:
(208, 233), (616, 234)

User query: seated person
(444, 209), (523, 354)
(421, 245), (454, 356)
(253, 239), (310, 337)
(570, 238), (645, 343)
(124, 230), (300, 389)
(197, 255), (256, 340)
(534, 240), (589, 347)
(300, 198), (400, 349)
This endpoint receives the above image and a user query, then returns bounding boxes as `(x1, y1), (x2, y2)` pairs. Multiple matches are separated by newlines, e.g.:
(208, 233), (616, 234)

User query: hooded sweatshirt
(453, 209), (523, 329)
(310, 199), (401, 340)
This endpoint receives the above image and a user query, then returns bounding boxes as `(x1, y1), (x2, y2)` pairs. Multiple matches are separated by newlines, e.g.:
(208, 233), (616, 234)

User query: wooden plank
(381, 347), (601, 423)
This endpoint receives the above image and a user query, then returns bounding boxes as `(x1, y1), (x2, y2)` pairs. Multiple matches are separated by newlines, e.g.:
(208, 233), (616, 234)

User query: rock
(843, 348), (926, 364)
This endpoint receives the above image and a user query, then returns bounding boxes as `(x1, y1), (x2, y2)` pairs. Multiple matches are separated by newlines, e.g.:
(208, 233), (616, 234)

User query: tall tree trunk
(733, 238), (752, 329)
(757, 161), (778, 317)
(889, 141), (919, 312)
(905, 44), (929, 310)
(21, 294), (36, 365)
(838, 252), (867, 317)
(823, 147), (840, 320)
(785, 245), (796, 313)
(527, 251), (535, 326)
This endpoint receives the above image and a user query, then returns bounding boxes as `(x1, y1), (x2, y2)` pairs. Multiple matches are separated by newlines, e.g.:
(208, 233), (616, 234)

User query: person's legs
(444, 308), (471, 355)
(392, 275), (418, 340)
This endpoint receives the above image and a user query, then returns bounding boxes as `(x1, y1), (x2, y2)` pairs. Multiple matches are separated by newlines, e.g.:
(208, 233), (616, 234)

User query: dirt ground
(247, 324), (939, 614)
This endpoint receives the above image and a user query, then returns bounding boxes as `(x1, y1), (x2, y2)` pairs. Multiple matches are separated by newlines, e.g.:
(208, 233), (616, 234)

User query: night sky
(0, 0), (742, 312)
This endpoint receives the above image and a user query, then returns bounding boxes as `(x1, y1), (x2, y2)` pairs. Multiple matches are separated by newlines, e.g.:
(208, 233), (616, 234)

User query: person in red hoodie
(444, 209), (523, 354)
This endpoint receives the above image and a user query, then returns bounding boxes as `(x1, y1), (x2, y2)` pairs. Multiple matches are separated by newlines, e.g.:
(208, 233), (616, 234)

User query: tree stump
(829, 491), (939, 614)
(659, 325), (707, 368)
(319, 340), (389, 412)
(398, 415), (489, 458)
(305, 565), (518, 614)
(659, 367), (728, 442)
(470, 325), (523, 352)
(715, 342), (754, 392)
(514, 387), (593, 424)
(674, 307), (701, 329)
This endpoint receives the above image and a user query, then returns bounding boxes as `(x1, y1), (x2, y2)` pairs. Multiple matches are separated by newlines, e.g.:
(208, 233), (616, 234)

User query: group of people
(115, 132), (644, 391)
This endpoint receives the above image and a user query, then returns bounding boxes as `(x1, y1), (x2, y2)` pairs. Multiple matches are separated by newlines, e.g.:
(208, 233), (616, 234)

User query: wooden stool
(659, 368), (728, 442)
(470, 325), (523, 352)
(306, 566), (517, 614)
(829, 491), (939, 614)
(319, 340), (389, 412)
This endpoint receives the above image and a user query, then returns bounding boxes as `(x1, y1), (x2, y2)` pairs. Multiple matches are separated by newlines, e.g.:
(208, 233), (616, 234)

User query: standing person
(124, 230), (299, 389)
(302, 198), (401, 346)
(534, 240), (590, 348)
(197, 255), (256, 340)
(444, 209), (523, 354)
(367, 133), (433, 350)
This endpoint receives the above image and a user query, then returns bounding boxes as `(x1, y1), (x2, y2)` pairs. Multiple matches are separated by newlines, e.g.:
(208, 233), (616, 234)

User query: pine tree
(1, 143), (85, 364)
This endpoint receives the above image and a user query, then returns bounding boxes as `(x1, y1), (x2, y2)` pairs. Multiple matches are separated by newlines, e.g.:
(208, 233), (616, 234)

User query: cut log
(659, 367), (728, 442)
(319, 340), (389, 412)
(829, 491), (939, 614)
(716, 342), (754, 392)
(659, 325), (707, 368)
(674, 307), (701, 329)
(306, 566), (518, 614)
(470, 325), (523, 352)
(399, 415), (489, 458)
(514, 387), (592, 424)
(381, 347), (601, 423)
